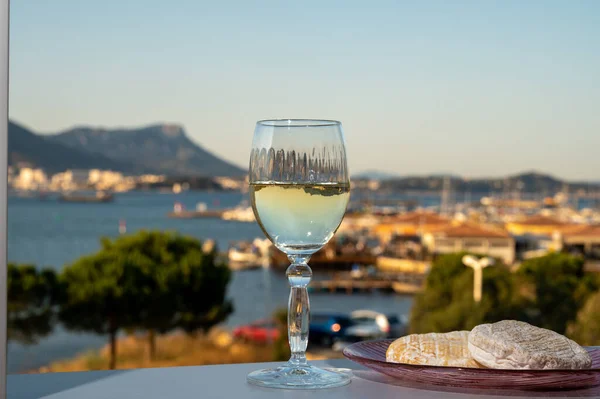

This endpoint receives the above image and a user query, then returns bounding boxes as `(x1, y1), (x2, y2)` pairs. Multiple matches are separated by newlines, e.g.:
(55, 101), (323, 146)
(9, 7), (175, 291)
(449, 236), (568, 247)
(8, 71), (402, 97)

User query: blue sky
(9, 1), (600, 180)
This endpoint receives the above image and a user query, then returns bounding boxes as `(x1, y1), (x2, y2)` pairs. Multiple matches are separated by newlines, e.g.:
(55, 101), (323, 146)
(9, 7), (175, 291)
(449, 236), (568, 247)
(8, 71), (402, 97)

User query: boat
(119, 219), (127, 234)
(221, 206), (255, 222)
(228, 249), (262, 270)
(59, 191), (114, 203)
(269, 237), (377, 270)
(167, 201), (226, 219)
(376, 256), (429, 274)
(228, 240), (270, 270)
(391, 281), (423, 294)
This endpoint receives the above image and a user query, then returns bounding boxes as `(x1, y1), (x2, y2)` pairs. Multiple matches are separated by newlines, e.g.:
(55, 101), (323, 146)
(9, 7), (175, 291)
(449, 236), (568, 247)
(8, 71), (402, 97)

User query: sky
(8, 1), (600, 180)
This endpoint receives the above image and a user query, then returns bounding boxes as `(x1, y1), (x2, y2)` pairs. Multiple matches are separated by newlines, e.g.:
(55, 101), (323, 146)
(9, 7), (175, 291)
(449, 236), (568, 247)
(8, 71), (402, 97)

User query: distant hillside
(8, 122), (133, 174)
(48, 124), (245, 177)
(378, 172), (600, 194)
(352, 170), (400, 180)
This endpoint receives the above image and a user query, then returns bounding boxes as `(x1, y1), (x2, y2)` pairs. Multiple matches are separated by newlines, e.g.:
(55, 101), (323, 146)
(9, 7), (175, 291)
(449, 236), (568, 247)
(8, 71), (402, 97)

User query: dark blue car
(309, 313), (353, 347)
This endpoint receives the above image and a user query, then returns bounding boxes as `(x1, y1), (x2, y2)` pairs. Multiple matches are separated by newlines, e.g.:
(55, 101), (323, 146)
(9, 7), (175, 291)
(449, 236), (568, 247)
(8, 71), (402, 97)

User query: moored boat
(59, 191), (114, 203)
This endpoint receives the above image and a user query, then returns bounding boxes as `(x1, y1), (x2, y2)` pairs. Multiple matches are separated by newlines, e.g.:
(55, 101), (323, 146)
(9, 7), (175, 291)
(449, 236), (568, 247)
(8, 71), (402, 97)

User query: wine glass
(247, 119), (351, 389)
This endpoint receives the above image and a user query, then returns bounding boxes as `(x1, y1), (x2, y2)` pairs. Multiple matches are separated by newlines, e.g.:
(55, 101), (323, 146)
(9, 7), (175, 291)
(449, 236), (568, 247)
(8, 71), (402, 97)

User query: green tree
(59, 247), (147, 369)
(410, 253), (525, 333)
(59, 231), (233, 368)
(110, 231), (233, 356)
(567, 290), (600, 345)
(410, 253), (466, 326)
(7, 264), (60, 344)
(517, 253), (588, 334)
(272, 308), (290, 361)
(170, 234), (233, 336)
(98, 231), (183, 361)
(573, 272), (600, 309)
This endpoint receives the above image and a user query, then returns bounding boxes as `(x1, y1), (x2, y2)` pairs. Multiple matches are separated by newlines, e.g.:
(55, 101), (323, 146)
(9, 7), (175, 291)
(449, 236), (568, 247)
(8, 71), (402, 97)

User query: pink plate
(342, 339), (600, 391)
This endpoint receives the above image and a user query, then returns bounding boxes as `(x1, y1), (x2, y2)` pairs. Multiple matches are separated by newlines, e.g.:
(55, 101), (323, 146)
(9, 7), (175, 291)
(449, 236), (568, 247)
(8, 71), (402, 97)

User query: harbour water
(7, 191), (414, 373)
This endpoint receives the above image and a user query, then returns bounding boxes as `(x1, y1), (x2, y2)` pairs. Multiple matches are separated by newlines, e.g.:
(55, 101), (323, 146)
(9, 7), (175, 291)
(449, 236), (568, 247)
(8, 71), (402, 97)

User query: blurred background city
(6, 1), (600, 373)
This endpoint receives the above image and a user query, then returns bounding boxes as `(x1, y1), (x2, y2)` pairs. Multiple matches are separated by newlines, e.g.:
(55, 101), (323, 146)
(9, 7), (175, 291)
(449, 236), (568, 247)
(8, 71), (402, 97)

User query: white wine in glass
(250, 183), (349, 255)
(246, 120), (351, 389)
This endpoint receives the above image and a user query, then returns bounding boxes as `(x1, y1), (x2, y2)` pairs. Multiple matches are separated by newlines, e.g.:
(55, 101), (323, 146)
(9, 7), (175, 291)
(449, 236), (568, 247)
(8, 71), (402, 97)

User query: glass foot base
(247, 364), (351, 389)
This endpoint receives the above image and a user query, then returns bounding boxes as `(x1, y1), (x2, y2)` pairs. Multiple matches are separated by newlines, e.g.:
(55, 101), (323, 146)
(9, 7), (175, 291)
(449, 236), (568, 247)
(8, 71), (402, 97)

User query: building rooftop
(509, 214), (566, 226)
(432, 223), (511, 238)
(386, 211), (450, 225)
(562, 224), (600, 238)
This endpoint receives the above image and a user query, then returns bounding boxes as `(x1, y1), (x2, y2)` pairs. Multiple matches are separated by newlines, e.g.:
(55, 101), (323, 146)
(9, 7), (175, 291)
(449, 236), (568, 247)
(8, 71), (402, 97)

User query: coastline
(33, 328), (341, 374)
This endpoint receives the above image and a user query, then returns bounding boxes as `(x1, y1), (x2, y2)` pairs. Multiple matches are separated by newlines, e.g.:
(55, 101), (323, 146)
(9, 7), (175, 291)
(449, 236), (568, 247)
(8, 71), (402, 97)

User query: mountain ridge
(376, 171), (599, 194)
(9, 120), (245, 177)
(352, 170), (400, 180)
(9, 121), (598, 191)
(48, 123), (245, 177)
(8, 121), (137, 174)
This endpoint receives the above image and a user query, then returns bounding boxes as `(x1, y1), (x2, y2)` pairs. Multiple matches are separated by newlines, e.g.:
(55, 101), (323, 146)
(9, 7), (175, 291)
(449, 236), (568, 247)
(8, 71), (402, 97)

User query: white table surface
(7, 359), (600, 399)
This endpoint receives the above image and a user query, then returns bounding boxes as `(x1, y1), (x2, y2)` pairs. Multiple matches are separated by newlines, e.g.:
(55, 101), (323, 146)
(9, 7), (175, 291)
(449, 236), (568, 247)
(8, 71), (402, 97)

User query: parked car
(331, 311), (409, 352)
(386, 314), (409, 338)
(344, 310), (390, 340)
(309, 312), (353, 347)
(233, 319), (280, 344)
(344, 310), (408, 340)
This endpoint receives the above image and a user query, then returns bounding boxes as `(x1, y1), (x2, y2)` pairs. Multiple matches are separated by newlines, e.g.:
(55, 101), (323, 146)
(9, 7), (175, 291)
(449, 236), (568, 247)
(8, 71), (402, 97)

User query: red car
(233, 319), (280, 344)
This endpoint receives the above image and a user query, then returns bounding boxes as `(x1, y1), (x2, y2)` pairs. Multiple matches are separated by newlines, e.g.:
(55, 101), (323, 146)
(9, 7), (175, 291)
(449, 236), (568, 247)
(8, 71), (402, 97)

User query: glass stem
(286, 255), (312, 368)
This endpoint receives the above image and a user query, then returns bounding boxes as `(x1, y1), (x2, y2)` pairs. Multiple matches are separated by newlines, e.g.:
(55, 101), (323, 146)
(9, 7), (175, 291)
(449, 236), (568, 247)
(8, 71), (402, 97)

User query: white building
(12, 168), (48, 191)
(214, 177), (244, 191)
(423, 223), (515, 264)
(71, 169), (91, 186)
(50, 169), (91, 191)
(88, 169), (124, 190)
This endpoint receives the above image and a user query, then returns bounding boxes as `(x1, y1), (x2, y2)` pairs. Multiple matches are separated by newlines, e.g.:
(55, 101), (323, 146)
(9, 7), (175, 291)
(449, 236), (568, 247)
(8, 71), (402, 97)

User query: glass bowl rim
(257, 119), (341, 128)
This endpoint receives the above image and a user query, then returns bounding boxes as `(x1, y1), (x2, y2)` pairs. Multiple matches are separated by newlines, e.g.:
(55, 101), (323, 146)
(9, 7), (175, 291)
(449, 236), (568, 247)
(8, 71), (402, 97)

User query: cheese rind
(386, 331), (483, 368)
(468, 320), (592, 370)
